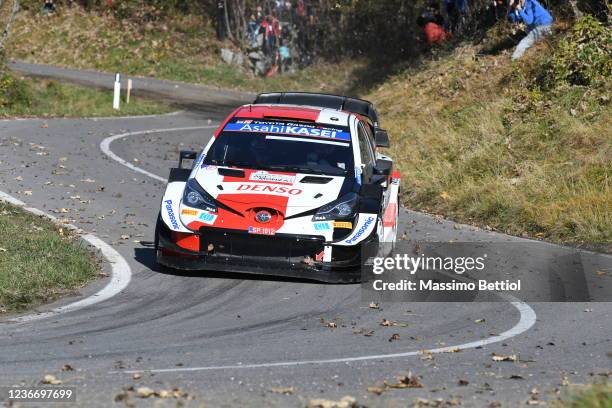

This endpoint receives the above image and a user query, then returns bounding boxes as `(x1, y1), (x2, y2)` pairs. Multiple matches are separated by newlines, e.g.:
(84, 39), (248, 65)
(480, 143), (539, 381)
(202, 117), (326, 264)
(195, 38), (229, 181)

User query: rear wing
(254, 92), (381, 127)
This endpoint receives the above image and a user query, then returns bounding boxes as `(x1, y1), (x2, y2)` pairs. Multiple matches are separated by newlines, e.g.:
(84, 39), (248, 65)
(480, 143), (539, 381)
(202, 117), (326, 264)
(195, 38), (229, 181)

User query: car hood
(193, 165), (346, 217)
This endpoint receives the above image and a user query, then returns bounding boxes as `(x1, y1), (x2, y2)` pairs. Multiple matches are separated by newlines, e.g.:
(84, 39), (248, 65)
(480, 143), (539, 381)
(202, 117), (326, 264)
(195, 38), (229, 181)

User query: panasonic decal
(344, 216), (375, 244)
(164, 200), (180, 230)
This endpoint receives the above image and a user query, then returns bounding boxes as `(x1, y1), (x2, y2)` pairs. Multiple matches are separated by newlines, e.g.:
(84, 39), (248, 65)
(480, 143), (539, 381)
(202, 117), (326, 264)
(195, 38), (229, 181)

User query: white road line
(100, 126), (217, 183)
(102, 125), (538, 375)
(120, 298), (536, 374)
(0, 190), (132, 324)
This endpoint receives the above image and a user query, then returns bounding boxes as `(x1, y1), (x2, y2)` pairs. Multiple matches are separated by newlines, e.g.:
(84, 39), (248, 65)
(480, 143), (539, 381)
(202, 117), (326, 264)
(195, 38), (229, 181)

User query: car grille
(199, 227), (325, 261)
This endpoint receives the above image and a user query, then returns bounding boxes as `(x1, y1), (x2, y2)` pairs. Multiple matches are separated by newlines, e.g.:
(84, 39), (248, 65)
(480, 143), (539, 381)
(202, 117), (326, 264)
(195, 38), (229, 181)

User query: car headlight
(182, 179), (217, 212)
(312, 193), (358, 221)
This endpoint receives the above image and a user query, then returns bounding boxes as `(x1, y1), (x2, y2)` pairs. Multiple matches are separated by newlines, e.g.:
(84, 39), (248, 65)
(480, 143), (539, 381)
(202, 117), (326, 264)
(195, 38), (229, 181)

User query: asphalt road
(0, 64), (610, 407)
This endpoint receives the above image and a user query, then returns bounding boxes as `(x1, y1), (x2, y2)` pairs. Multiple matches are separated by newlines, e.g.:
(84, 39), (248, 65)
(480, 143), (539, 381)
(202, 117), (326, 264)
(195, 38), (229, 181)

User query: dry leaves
(269, 386), (297, 394)
(307, 395), (356, 408)
(42, 374), (62, 385)
(383, 372), (423, 389)
(492, 353), (517, 362)
(368, 302), (380, 309)
(389, 333), (401, 342)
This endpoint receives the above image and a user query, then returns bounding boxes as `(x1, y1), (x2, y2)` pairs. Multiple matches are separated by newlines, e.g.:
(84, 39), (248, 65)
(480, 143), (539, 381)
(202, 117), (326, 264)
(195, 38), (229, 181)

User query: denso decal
(199, 212), (217, 225)
(237, 184), (302, 195)
(249, 171), (295, 184)
(165, 200), (180, 230)
(224, 123), (351, 141)
(181, 209), (198, 216)
(344, 216), (375, 244)
(313, 222), (331, 231)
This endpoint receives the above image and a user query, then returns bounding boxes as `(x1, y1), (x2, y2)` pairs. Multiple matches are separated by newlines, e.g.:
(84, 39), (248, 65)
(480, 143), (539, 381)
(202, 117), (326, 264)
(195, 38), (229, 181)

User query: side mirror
(179, 150), (197, 169)
(374, 128), (391, 148)
(373, 159), (392, 176)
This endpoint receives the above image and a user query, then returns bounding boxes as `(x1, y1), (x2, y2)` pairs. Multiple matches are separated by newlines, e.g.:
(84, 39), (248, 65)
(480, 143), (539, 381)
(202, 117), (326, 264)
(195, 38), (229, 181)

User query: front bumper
(156, 224), (378, 283)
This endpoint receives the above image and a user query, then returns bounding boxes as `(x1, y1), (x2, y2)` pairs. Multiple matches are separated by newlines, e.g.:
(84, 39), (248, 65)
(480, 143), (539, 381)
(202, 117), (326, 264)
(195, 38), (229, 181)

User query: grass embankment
(367, 17), (611, 249)
(0, 202), (97, 312)
(7, 7), (358, 93)
(556, 384), (612, 408)
(0, 73), (171, 118)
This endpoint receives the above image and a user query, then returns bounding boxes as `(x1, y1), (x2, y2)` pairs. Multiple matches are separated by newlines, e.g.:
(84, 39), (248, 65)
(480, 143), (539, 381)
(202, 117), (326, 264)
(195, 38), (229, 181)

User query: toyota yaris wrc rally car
(155, 92), (400, 282)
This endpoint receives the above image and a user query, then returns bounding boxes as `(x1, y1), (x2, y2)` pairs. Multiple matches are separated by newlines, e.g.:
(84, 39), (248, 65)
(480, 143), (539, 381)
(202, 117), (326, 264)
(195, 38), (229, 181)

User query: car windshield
(203, 118), (353, 176)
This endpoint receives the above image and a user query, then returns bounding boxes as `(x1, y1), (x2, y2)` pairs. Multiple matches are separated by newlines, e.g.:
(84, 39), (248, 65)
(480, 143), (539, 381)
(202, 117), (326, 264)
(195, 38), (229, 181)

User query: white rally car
(155, 92), (400, 282)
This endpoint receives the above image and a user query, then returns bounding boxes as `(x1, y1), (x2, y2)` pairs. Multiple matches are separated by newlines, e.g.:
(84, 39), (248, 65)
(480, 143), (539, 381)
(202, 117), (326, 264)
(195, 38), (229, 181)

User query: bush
(549, 15), (611, 86)
(0, 71), (31, 109)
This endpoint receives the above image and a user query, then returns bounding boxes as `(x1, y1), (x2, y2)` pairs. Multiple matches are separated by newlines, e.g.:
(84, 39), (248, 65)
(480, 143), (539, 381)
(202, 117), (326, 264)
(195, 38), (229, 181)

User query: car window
(357, 123), (375, 167)
(203, 118), (354, 176)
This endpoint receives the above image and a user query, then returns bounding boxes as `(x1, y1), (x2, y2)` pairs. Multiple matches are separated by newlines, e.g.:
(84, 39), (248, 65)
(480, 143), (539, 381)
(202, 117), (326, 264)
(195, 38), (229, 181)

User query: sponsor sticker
(344, 216), (375, 244)
(333, 221), (353, 229)
(236, 184), (302, 195)
(313, 222), (332, 231)
(164, 200), (180, 230)
(248, 226), (276, 235)
(181, 209), (198, 216)
(199, 212), (217, 225)
(249, 171), (295, 184)
(224, 122), (351, 141)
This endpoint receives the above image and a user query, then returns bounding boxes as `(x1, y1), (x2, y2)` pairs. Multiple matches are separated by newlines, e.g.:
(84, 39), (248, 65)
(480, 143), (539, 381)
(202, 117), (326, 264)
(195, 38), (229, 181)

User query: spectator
(508, 0), (553, 60)
(417, 9), (450, 45)
(424, 21), (450, 44)
(42, 0), (56, 15)
(444, 0), (468, 33)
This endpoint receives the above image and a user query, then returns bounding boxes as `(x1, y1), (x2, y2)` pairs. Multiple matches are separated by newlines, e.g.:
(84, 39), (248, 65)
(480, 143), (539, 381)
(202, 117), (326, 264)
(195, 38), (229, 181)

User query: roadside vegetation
(6, 6), (358, 93)
(368, 16), (611, 249)
(555, 384), (612, 408)
(0, 72), (171, 118)
(0, 202), (97, 312)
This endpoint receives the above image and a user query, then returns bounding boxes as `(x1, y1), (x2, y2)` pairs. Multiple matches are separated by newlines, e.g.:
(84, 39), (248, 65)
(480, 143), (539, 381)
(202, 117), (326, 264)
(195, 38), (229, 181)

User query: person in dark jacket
(508, 0), (553, 60)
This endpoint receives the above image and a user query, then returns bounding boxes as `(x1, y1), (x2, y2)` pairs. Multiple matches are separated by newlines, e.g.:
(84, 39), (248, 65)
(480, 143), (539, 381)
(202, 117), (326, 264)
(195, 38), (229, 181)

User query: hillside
(367, 16), (611, 249)
(7, 6), (358, 93)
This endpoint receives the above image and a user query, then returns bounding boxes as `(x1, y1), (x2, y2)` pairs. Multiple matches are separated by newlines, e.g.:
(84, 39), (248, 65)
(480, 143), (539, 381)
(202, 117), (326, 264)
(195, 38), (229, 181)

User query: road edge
(0, 190), (132, 324)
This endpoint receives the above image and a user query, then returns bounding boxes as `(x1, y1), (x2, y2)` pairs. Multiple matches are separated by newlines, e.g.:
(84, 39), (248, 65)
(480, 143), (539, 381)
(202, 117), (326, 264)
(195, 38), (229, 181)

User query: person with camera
(508, 0), (553, 60)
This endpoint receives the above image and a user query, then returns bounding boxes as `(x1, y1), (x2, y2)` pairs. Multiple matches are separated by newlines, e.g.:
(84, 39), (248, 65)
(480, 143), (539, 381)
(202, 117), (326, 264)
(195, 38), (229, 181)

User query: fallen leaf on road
(135, 387), (155, 398)
(381, 318), (395, 327)
(368, 302), (380, 309)
(61, 364), (75, 372)
(444, 347), (462, 353)
(120, 235), (130, 240)
(41, 123), (49, 128)
(325, 322), (337, 328)
(492, 353), (517, 362)
(474, 318), (486, 323)
(81, 178), (96, 183)
(458, 379), (469, 386)
(307, 395), (357, 408)
(269, 387), (297, 394)
(132, 373), (142, 380)
(389, 333), (401, 342)
(0, 248), (7, 252)
(367, 386), (386, 395)
(42, 374), (62, 385)
(384, 372), (423, 389)
(509, 374), (524, 380)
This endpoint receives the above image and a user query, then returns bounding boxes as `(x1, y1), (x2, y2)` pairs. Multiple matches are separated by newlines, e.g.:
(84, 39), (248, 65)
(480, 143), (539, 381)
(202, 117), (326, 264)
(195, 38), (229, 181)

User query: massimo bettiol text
(360, 242), (611, 302)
